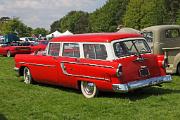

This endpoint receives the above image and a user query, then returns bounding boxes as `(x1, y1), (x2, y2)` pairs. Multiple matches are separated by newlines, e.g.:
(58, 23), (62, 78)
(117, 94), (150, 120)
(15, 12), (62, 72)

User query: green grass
(0, 57), (180, 120)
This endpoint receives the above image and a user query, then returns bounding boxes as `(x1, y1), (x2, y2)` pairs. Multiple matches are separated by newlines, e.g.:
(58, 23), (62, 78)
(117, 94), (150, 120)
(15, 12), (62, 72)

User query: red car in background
(0, 42), (31, 57)
(31, 40), (49, 52)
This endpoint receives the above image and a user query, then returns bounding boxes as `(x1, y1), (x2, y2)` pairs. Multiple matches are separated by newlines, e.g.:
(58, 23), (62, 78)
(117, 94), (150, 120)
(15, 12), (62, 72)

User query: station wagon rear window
(113, 39), (151, 57)
(48, 43), (60, 56)
(83, 44), (107, 60)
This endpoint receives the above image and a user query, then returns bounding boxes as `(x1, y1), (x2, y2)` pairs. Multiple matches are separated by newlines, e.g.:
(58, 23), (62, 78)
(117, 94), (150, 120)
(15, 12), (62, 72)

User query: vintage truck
(142, 25), (180, 74)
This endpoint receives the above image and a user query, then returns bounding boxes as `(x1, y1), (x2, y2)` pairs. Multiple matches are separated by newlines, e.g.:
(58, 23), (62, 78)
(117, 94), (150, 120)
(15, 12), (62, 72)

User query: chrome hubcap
(83, 82), (95, 95)
(24, 68), (31, 84)
(7, 51), (10, 57)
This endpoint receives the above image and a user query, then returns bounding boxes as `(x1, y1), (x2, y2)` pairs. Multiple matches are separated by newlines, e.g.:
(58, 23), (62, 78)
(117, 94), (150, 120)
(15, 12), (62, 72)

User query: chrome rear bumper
(112, 75), (172, 92)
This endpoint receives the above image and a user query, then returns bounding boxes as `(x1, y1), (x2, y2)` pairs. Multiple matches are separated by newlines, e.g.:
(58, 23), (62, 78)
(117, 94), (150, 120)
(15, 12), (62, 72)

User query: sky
(0, 0), (107, 30)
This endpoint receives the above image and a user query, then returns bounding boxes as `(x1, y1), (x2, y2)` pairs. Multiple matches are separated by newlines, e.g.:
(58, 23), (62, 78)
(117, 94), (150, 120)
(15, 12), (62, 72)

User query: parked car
(0, 42), (31, 57)
(14, 33), (172, 98)
(31, 40), (49, 52)
(20, 37), (36, 43)
(142, 25), (180, 74)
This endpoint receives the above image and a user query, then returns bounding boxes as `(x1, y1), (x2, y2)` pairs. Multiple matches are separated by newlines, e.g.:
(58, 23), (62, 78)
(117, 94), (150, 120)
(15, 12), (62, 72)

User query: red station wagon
(14, 33), (172, 98)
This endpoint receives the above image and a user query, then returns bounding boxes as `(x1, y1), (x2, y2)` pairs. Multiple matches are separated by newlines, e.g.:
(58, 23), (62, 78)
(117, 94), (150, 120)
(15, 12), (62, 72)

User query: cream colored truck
(142, 25), (180, 74)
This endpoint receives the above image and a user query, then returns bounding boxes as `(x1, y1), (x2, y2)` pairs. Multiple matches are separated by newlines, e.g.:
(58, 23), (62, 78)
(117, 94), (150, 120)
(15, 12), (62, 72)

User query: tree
(32, 28), (48, 37)
(176, 9), (180, 24)
(165, 0), (180, 24)
(0, 18), (32, 37)
(123, 0), (167, 30)
(50, 20), (61, 33)
(89, 0), (129, 32)
(60, 11), (90, 33)
(50, 11), (90, 34)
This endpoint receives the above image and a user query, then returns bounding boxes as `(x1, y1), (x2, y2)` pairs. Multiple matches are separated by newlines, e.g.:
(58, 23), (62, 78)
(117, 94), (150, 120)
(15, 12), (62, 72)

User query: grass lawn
(0, 57), (180, 120)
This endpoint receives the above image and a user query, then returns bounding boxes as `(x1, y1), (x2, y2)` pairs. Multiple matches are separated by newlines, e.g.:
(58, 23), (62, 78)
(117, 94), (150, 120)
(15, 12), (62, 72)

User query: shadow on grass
(19, 79), (180, 100)
(99, 87), (180, 101)
(0, 114), (7, 120)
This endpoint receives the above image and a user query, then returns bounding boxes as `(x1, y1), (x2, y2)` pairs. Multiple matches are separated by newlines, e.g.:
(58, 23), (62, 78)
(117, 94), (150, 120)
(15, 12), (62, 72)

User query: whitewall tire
(81, 81), (98, 98)
(23, 67), (32, 84)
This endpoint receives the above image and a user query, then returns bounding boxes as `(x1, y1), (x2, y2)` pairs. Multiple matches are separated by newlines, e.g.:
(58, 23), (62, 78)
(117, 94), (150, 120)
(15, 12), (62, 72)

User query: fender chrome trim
(61, 61), (114, 68)
(112, 75), (172, 92)
(60, 62), (110, 81)
(18, 62), (56, 67)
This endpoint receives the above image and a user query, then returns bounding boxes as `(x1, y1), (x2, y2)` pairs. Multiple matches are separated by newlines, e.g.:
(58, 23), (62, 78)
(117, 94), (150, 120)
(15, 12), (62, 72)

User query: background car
(31, 40), (49, 52)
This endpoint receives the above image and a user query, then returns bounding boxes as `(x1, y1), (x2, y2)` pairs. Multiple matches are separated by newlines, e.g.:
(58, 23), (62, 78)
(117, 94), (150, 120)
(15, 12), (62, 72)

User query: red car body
(0, 44), (31, 57)
(14, 33), (172, 98)
(31, 40), (49, 52)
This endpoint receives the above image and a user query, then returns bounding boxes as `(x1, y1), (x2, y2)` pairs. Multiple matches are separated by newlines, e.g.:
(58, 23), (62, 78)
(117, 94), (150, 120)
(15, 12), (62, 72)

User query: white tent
(46, 30), (73, 38)
(61, 30), (73, 36)
(46, 30), (62, 38)
(117, 27), (141, 34)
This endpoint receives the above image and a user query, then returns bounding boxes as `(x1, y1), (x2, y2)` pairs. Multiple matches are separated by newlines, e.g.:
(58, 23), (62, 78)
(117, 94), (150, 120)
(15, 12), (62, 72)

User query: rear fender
(173, 53), (180, 72)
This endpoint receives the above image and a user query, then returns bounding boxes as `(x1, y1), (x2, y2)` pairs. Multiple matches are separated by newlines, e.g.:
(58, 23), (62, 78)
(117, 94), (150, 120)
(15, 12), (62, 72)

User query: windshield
(113, 39), (151, 57)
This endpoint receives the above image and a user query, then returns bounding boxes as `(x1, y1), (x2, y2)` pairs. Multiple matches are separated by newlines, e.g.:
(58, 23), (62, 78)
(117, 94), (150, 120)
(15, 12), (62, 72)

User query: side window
(48, 43), (60, 56)
(62, 43), (80, 58)
(83, 44), (107, 60)
(165, 29), (180, 38)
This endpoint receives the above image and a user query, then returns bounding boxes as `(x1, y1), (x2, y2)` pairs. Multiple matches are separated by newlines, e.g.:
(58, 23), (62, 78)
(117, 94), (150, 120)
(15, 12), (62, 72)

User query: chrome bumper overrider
(13, 67), (19, 72)
(112, 75), (172, 92)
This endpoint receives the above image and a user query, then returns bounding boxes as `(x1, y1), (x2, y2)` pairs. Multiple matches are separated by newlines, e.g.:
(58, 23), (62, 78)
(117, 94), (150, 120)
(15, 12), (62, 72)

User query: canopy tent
(46, 30), (73, 38)
(46, 30), (62, 38)
(61, 30), (73, 36)
(117, 27), (141, 34)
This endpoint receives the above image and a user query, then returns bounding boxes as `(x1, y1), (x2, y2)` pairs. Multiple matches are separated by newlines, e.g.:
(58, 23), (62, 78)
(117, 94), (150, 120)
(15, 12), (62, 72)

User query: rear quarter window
(83, 44), (107, 60)
(62, 43), (80, 58)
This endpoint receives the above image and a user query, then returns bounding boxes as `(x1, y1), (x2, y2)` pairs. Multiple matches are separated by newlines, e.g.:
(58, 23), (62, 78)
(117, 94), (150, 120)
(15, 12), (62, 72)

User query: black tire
(7, 51), (11, 57)
(23, 67), (33, 84)
(177, 64), (180, 75)
(81, 81), (99, 98)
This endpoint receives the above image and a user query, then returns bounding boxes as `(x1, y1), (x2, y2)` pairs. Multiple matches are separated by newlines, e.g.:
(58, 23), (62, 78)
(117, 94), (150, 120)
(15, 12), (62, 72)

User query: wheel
(7, 51), (11, 57)
(23, 67), (33, 84)
(177, 64), (180, 75)
(81, 81), (98, 98)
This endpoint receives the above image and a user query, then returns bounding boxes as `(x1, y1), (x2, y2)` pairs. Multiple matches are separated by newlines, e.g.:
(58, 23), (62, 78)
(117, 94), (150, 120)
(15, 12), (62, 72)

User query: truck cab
(142, 25), (180, 74)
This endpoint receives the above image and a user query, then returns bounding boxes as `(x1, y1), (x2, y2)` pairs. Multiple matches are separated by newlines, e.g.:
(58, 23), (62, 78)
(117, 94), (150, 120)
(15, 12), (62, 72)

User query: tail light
(116, 64), (122, 77)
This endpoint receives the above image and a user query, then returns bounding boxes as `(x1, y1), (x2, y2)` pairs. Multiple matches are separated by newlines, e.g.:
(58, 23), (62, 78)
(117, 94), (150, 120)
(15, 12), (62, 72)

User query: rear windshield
(113, 39), (151, 57)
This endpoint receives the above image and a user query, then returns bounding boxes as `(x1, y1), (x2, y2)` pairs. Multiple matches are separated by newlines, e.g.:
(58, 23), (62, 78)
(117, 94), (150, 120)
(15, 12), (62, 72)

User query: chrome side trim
(18, 62), (56, 67)
(112, 75), (172, 92)
(60, 62), (110, 81)
(61, 61), (114, 68)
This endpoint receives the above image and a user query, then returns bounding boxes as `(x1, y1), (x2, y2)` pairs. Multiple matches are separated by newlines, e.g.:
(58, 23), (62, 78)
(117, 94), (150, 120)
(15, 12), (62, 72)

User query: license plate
(139, 66), (149, 77)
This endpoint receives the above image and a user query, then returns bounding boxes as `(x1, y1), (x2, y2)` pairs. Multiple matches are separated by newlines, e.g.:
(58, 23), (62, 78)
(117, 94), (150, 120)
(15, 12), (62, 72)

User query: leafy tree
(176, 9), (180, 24)
(89, 0), (129, 32)
(0, 18), (32, 37)
(165, 0), (180, 24)
(50, 11), (89, 34)
(50, 20), (61, 33)
(123, 0), (167, 29)
(32, 28), (48, 37)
